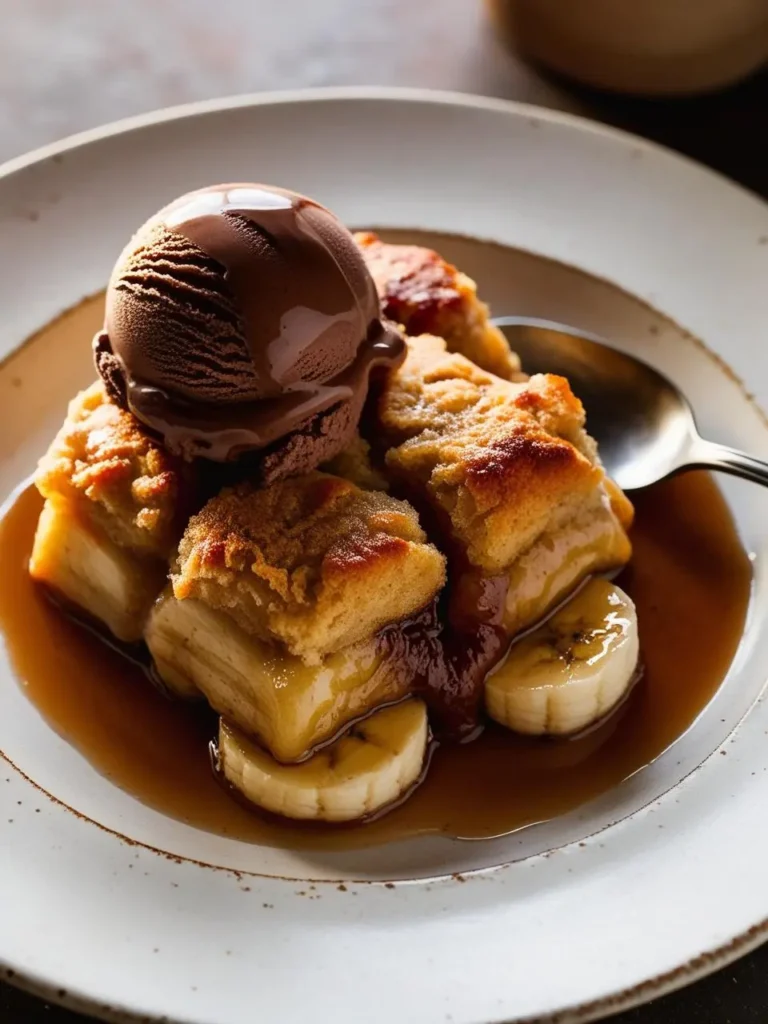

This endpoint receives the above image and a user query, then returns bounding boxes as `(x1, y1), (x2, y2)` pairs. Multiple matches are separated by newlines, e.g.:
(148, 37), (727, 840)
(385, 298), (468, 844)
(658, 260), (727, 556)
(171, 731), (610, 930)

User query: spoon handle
(694, 439), (768, 487)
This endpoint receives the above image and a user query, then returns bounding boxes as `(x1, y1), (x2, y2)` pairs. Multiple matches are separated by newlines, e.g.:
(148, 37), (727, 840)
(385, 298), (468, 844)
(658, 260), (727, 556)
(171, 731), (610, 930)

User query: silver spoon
(494, 317), (768, 491)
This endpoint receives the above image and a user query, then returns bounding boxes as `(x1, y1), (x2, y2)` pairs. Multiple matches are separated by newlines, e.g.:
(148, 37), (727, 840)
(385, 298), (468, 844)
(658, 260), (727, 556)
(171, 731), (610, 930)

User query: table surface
(1, 2), (766, 1022)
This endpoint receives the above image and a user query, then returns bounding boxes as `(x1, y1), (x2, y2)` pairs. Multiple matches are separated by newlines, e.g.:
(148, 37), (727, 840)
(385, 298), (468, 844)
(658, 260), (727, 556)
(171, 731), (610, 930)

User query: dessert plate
(1, 87), (767, 1024)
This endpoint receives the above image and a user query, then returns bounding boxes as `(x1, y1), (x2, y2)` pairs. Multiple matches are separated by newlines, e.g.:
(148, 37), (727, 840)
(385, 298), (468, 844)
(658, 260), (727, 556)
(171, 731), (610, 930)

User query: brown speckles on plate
(1, 746), (331, 882)
(515, 921), (768, 1024)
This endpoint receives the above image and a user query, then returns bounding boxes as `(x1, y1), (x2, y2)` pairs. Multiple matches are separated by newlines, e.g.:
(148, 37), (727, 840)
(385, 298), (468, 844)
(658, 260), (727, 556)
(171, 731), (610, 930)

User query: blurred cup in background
(487, 0), (768, 96)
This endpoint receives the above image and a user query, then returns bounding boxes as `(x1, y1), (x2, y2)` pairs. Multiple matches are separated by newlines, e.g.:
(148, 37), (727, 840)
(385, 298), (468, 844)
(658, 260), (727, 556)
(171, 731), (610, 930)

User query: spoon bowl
(495, 317), (768, 492)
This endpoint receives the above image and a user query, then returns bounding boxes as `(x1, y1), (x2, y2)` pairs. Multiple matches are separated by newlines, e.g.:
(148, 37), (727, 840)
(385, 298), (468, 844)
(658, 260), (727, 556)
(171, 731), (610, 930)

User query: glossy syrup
(0, 258), (755, 851)
(0, 470), (750, 850)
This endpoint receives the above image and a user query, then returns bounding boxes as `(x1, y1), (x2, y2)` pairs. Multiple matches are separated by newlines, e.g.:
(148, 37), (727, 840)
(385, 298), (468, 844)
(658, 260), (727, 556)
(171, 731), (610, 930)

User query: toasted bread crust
(378, 335), (621, 573)
(172, 472), (446, 663)
(355, 232), (520, 380)
(35, 382), (190, 558)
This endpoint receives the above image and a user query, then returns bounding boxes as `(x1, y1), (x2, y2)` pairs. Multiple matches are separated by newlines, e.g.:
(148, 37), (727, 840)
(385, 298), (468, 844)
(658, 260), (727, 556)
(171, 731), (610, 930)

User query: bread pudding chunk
(31, 382), (193, 641)
(378, 334), (633, 637)
(145, 472), (446, 761)
(355, 231), (521, 380)
(171, 472), (445, 663)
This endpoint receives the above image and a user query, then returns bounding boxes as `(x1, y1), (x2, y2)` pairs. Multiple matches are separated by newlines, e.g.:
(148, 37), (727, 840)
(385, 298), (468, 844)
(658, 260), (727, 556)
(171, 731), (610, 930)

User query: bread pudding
(28, 185), (636, 823)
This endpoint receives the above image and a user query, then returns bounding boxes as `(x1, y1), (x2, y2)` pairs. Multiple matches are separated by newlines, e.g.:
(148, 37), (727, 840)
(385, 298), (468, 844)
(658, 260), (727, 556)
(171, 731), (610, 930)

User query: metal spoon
(494, 317), (768, 492)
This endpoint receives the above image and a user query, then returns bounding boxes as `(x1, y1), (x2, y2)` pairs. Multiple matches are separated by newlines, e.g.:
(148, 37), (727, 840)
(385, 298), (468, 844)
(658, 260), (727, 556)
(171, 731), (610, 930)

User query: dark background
(1, 1), (766, 1021)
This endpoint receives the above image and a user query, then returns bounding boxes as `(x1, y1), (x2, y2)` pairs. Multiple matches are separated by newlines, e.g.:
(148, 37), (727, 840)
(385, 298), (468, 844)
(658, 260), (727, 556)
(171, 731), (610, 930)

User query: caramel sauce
(0, 243), (754, 850)
(0, 474), (750, 848)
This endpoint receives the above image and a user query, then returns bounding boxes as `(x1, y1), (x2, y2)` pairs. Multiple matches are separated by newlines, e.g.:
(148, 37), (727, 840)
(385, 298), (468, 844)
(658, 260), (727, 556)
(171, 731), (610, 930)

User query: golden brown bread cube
(355, 231), (521, 380)
(31, 383), (193, 641)
(172, 471), (447, 665)
(35, 382), (191, 559)
(378, 335), (632, 600)
(477, 487), (632, 636)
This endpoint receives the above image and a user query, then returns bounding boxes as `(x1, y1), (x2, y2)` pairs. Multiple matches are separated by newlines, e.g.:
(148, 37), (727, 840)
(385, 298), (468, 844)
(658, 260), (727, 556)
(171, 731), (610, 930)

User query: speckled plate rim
(0, 86), (768, 1024)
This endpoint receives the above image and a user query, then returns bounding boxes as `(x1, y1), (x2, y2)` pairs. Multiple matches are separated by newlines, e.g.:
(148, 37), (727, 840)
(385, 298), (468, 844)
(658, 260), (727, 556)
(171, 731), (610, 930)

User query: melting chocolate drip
(354, 456), (512, 738)
(378, 577), (510, 742)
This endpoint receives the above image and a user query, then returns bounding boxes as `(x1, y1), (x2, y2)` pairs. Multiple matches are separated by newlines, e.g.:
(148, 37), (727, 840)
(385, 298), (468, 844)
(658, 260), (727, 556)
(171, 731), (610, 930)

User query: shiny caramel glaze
(0, 469), (750, 849)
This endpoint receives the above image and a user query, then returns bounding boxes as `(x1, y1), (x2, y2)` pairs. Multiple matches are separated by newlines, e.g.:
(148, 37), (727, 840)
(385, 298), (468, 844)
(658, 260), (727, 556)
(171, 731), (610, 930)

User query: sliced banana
(218, 700), (428, 823)
(485, 578), (639, 736)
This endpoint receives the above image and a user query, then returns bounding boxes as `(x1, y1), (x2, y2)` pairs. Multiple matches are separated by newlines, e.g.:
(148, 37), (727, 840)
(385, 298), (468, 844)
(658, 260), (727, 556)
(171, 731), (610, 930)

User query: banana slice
(485, 578), (639, 736)
(218, 700), (428, 823)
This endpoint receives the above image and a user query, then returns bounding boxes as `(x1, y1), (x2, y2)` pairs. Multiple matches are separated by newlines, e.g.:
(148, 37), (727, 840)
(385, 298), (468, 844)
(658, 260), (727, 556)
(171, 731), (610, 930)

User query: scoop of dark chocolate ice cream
(95, 184), (403, 476)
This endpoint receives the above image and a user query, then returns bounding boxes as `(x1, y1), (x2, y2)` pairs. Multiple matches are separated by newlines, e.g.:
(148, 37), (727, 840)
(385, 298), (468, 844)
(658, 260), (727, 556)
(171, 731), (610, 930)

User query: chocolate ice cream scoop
(94, 184), (404, 475)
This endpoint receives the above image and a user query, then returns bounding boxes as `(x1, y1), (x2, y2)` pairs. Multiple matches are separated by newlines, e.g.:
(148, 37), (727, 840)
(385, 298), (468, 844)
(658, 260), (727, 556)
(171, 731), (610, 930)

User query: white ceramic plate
(1, 88), (768, 1024)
